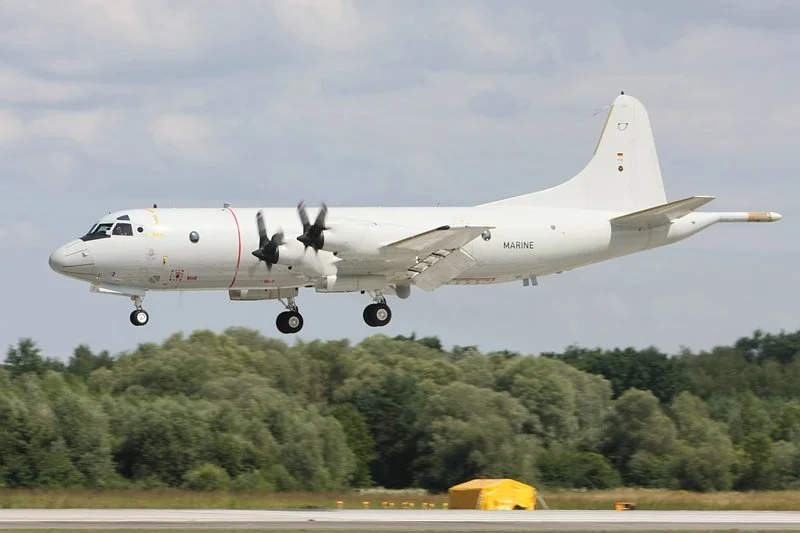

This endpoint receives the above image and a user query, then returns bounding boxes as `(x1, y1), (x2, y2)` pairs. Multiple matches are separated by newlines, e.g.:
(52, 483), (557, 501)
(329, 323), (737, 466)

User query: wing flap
(411, 248), (477, 292)
(610, 196), (715, 228)
(383, 225), (492, 256)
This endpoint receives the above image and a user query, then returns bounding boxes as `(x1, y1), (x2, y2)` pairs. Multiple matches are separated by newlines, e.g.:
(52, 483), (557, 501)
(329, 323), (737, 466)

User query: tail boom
(716, 212), (783, 223)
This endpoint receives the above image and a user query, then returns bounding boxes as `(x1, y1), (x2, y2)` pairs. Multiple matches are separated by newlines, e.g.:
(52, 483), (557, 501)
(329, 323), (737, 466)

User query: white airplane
(49, 93), (782, 334)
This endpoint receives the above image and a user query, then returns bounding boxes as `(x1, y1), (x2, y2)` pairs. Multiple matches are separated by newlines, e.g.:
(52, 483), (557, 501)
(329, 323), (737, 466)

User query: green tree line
(2, 328), (800, 492)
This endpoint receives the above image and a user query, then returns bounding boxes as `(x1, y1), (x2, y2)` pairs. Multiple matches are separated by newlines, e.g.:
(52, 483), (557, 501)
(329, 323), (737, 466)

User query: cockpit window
(112, 223), (133, 236)
(81, 222), (113, 241)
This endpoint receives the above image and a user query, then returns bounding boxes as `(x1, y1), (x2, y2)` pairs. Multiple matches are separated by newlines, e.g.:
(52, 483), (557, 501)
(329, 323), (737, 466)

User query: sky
(2, 0), (798, 361)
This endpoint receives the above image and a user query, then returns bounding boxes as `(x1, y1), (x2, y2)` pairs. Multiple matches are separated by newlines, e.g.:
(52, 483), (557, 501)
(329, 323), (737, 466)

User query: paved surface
(1, 509), (800, 530)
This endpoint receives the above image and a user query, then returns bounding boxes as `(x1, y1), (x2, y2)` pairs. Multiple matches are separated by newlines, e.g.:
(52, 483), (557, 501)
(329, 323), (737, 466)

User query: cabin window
(189, 231), (200, 243)
(112, 223), (133, 236)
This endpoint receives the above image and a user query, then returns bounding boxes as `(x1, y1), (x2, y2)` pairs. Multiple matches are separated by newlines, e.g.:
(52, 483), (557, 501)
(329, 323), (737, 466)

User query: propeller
(251, 210), (284, 269)
(296, 201), (328, 251)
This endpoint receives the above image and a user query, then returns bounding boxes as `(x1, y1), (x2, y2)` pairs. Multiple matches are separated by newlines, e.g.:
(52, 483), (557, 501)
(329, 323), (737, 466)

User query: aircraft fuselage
(49, 204), (717, 294)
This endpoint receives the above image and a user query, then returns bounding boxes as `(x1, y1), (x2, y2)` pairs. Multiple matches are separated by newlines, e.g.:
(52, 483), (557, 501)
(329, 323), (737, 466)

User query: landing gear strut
(129, 296), (149, 326)
(276, 297), (303, 334)
(363, 291), (392, 327)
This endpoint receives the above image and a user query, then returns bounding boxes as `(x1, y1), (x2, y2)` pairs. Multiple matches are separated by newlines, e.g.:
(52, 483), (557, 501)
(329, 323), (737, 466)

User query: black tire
(277, 310), (303, 334)
(130, 309), (149, 326)
(363, 304), (377, 326)
(364, 302), (391, 327)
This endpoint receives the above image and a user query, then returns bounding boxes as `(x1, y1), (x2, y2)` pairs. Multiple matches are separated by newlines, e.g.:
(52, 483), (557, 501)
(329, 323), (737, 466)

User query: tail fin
(479, 93), (668, 212)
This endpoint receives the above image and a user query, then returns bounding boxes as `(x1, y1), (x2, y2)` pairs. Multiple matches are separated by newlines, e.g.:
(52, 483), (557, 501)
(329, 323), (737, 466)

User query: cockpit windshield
(81, 222), (113, 241)
(80, 221), (134, 241)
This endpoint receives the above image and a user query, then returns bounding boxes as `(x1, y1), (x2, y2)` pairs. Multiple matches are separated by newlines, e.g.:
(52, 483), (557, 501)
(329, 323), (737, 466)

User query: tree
(352, 372), (423, 488)
(4, 339), (63, 377)
(600, 389), (678, 487)
(66, 345), (114, 381)
(330, 404), (376, 487)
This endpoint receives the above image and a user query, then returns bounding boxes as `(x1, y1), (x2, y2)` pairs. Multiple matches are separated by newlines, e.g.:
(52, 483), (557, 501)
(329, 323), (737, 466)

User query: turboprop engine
(295, 202), (413, 259)
(251, 210), (338, 278)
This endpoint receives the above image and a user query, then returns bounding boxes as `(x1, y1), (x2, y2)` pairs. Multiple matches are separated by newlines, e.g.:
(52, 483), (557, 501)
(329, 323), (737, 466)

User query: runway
(1, 509), (800, 531)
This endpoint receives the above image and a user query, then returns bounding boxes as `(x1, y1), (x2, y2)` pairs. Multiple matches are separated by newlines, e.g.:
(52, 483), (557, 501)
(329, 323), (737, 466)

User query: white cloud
(0, 221), (41, 249)
(150, 113), (227, 164)
(272, 0), (374, 51)
(0, 109), (25, 148)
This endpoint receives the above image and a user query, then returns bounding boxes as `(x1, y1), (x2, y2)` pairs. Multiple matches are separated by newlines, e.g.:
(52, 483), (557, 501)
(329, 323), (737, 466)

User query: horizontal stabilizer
(610, 196), (715, 228)
(383, 225), (492, 256)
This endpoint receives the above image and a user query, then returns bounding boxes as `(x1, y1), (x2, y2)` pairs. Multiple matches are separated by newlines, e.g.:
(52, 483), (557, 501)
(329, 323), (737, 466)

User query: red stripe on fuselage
(227, 207), (243, 288)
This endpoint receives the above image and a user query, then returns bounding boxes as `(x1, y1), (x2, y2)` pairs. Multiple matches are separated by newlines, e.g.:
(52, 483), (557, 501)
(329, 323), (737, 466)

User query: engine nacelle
(271, 241), (338, 278)
(317, 224), (384, 258)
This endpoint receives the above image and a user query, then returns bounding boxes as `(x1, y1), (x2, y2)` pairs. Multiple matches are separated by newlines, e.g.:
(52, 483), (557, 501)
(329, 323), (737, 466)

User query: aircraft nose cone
(49, 240), (94, 276)
(48, 247), (66, 271)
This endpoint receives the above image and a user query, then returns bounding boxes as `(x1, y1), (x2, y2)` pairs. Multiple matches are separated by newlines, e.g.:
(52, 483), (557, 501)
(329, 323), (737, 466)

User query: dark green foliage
(66, 345), (115, 380)
(536, 449), (621, 488)
(3, 327), (800, 492)
(5, 338), (64, 377)
(544, 346), (682, 403)
(330, 404), (376, 487)
(351, 372), (422, 488)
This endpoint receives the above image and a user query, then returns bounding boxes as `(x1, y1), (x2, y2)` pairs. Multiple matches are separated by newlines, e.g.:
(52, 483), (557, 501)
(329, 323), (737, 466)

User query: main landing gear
(363, 292), (392, 327)
(276, 297), (303, 334)
(129, 296), (149, 326)
(271, 292), (393, 334)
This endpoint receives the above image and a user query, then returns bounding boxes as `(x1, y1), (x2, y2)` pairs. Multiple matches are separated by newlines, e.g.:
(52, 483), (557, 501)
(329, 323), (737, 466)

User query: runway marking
(1, 509), (800, 531)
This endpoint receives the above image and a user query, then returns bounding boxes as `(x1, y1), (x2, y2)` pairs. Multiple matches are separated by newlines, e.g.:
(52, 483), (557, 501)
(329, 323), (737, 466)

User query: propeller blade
(252, 211), (282, 269)
(297, 201), (310, 231)
(271, 229), (285, 247)
(296, 201), (327, 251)
(314, 202), (328, 231)
(256, 210), (268, 248)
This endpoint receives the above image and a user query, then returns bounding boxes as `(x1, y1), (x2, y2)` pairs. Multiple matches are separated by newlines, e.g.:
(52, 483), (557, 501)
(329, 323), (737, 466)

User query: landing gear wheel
(276, 310), (303, 334)
(130, 309), (149, 326)
(363, 302), (391, 327)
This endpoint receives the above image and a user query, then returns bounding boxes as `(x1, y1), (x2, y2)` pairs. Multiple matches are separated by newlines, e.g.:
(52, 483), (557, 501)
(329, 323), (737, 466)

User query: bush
(183, 463), (230, 491)
(230, 470), (276, 492)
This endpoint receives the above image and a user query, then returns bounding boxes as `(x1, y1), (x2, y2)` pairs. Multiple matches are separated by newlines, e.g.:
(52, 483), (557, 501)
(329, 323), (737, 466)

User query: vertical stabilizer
(479, 93), (668, 212)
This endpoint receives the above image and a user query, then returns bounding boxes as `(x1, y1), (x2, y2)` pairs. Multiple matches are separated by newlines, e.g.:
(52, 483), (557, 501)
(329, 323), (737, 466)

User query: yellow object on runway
(447, 478), (535, 510)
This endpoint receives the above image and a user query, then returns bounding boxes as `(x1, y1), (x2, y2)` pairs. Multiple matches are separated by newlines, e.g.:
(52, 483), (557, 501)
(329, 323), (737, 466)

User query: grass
(543, 488), (800, 511)
(0, 488), (800, 511)
(0, 488), (445, 510)
(3, 526), (797, 533)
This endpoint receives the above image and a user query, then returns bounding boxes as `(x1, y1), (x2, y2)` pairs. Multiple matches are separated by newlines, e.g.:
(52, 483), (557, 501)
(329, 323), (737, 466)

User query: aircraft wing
(610, 196), (715, 228)
(378, 225), (493, 292)
(381, 225), (492, 256)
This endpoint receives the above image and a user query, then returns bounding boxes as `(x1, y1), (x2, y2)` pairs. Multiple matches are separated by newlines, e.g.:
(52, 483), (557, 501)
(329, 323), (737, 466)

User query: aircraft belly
(232, 268), (308, 290)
